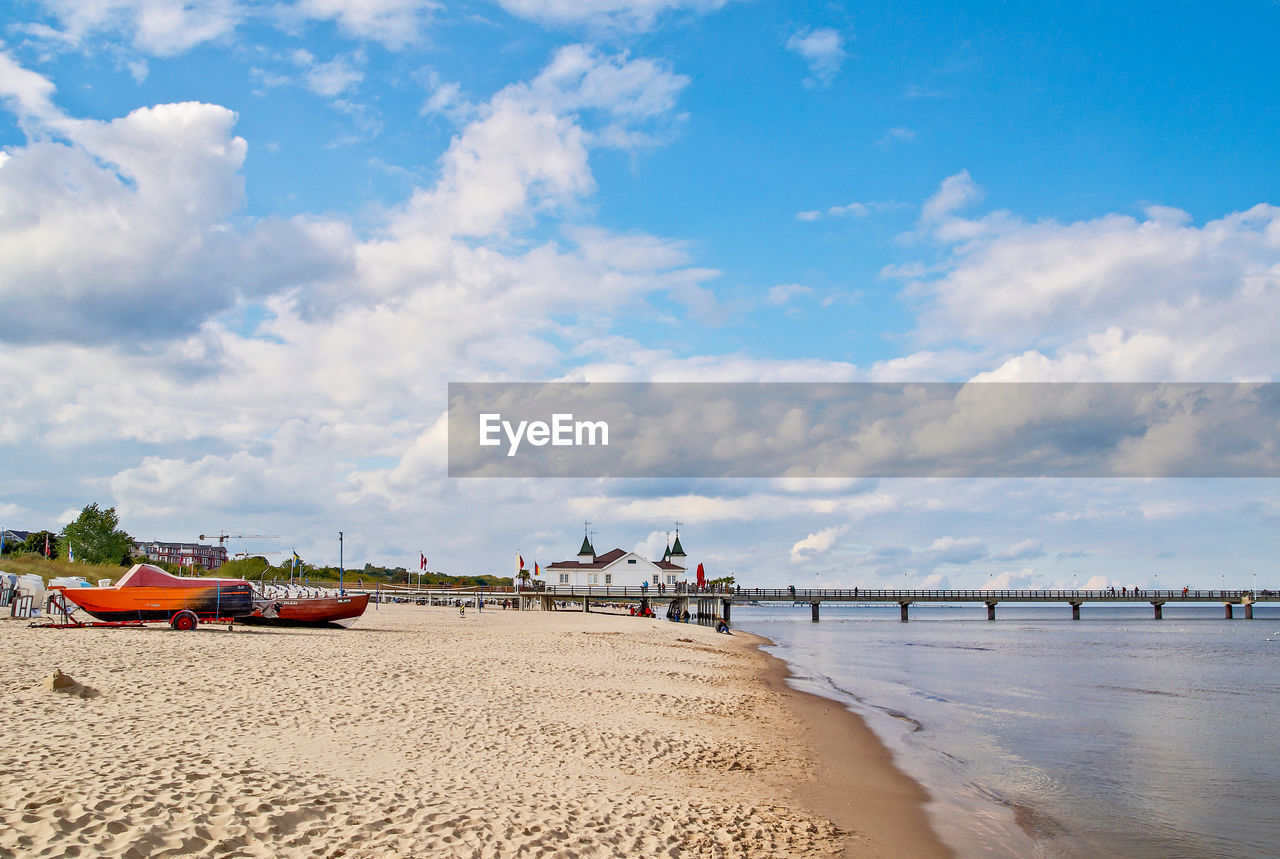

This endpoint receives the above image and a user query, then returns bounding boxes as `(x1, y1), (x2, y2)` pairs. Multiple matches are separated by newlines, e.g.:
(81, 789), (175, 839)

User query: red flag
(44, 533), (50, 558)
(420, 552), (427, 570)
(696, 562), (705, 587)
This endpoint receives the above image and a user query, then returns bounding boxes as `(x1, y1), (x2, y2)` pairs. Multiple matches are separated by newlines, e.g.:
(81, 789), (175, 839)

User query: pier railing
(729, 588), (1276, 603)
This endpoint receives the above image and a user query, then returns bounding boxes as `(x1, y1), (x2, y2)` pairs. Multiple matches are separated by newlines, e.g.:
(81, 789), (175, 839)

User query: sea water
(733, 603), (1280, 858)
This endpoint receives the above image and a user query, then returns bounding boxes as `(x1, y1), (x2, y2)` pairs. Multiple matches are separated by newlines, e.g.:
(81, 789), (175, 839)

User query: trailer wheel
(170, 610), (199, 631)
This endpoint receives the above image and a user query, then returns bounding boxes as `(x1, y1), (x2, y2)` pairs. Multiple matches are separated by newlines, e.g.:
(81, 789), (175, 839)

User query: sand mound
(41, 669), (99, 699)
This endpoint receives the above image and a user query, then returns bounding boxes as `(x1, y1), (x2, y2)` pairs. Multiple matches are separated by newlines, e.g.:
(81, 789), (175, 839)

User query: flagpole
(338, 530), (344, 595)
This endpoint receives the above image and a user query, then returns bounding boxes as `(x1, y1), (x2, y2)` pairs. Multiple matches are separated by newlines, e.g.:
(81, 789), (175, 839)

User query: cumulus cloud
(785, 27), (846, 87)
(992, 538), (1044, 561)
(494, 0), (735, 31)
(0, 73), (348, 343)
(303, 52), (365, 97)
(790, 525), (849, 563)
(920, 169), (982, 222)
(894, 173), (1280, 382)
(767, 284), (813, 305)
(391, 45), (687, 238)
(31, 0), (242, 56)
(979, 569), (1035, 590)
(294, 0), (439, 48)
(0, 49), (61, 124)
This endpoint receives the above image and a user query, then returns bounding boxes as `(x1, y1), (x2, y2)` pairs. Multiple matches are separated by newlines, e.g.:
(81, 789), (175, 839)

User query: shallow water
(734, 603), (1280, 858)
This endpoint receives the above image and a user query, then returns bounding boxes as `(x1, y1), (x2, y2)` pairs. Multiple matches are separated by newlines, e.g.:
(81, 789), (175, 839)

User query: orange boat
(238, 592), (370, 627)
(52, 564), (255, 627)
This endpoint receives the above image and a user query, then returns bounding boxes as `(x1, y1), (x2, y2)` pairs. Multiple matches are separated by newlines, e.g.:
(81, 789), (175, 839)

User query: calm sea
(733, 603), (1280, 858)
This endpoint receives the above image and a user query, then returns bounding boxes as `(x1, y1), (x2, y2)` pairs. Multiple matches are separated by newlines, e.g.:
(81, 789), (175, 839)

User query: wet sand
(0, 604), (949, 857)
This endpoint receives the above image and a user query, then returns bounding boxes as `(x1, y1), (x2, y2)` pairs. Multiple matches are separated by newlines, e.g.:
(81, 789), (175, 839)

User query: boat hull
(238, 593), (370, 627)
(56, 583), (255, 622)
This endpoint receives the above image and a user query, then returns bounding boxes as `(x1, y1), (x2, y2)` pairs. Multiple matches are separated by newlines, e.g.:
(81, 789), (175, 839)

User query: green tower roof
(578, 534), (595, 556)
(670, 534), (686, 557)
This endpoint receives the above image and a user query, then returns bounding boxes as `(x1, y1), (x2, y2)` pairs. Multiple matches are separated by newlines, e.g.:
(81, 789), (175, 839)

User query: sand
(0, 605), (950, 858)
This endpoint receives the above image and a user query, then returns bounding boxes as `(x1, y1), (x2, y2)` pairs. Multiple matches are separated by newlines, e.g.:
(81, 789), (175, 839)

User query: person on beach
(716, 619), (730, 634)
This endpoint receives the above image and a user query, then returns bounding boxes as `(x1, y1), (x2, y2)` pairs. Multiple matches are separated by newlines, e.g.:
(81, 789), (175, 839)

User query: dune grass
(0, 554), (126, 584)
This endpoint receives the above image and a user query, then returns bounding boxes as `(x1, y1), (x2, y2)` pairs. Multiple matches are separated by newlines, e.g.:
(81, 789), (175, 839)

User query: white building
(546, 532), (687, 588)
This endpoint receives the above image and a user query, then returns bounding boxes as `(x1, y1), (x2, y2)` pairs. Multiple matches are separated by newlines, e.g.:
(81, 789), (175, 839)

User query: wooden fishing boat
(51, 563), (255, 626)
(237, 592), (370, 627)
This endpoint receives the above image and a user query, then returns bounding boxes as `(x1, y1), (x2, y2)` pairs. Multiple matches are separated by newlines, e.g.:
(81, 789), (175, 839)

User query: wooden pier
(730, 587), (1278, 622)
(344, 583), (1276, 623)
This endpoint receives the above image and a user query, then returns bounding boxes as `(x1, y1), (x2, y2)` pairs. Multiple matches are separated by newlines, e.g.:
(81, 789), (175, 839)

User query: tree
(20, 530), (59, 558)
(61, 503), (133, 565)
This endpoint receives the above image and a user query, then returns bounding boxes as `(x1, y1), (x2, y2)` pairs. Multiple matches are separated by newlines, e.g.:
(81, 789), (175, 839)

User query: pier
(344, 584), (1276, 623)
(730, 587), (1277, 622)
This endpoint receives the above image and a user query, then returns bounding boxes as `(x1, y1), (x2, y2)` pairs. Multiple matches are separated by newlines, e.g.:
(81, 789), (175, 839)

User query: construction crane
(199, 531), (279, 546)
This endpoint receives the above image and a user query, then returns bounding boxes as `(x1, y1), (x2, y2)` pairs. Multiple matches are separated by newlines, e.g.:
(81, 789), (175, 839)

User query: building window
(559, 573), (569, 584)
(666, 575), (676, 585)
(589, 574), (599, 584)
(653, 575), (659, 585)
(627, 559), (637, 564)
(604, 574), (612, 585)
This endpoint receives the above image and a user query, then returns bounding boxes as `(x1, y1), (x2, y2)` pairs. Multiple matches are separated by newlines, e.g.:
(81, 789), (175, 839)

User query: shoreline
(733, 630), (953, 858)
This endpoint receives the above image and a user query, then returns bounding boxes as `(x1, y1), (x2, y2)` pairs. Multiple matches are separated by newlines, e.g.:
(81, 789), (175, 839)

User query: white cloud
(0, 72), (349, 343)
(304, 52), (365, 97)
(295, 0), (439, 48)
(393, 45), (687, 238)
(920, 169), (982, 222)
(785, 27), (846, 87)
(0, 49), (61, 124)
(32, 0), (242, 56)
(790, 524), (849, 563)
(877, 126), (915, 148)
(980, 569), (1035, 590)
(494, 0), (735, 31)
(992, 538), (1044, 561)
(796, 200), (906, 222)
(767, 284), (813, 305)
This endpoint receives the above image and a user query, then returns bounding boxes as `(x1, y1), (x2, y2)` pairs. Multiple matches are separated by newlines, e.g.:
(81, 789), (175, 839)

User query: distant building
(1, 529), (32, 546)
(545, 530), (687, 588)
(132, 540), (229, 571)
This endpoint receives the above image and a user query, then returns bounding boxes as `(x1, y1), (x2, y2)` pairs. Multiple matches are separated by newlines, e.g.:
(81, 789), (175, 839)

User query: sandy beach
(0, 604), (948, 858)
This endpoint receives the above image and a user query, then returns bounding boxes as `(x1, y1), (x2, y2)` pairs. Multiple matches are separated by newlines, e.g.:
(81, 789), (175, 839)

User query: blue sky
(2, 0), (1279, 588)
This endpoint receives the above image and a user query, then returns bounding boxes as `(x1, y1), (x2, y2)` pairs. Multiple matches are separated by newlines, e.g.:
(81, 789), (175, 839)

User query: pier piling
(1152, 601), (1164, 620)
(899, 602), (910, 623)
(1225, 603), (1234, 619)
(1071, 602), (1081, 620)
(811, 602), (820, 623)
(986, 601), (997, 621)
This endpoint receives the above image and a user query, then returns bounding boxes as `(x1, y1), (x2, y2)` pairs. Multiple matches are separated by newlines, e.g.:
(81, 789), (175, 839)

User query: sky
(2, 0), (1279, 589)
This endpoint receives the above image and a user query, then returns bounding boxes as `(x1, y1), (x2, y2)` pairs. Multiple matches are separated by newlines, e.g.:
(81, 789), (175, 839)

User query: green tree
(61, 503), (133, 565)
(20, 530), (59, 558)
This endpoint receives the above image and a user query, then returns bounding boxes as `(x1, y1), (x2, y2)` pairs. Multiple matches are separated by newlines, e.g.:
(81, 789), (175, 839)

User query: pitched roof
(578, 534), (595, 556)
(546, 547), (687, 572)
(670, 534), (686, 556)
